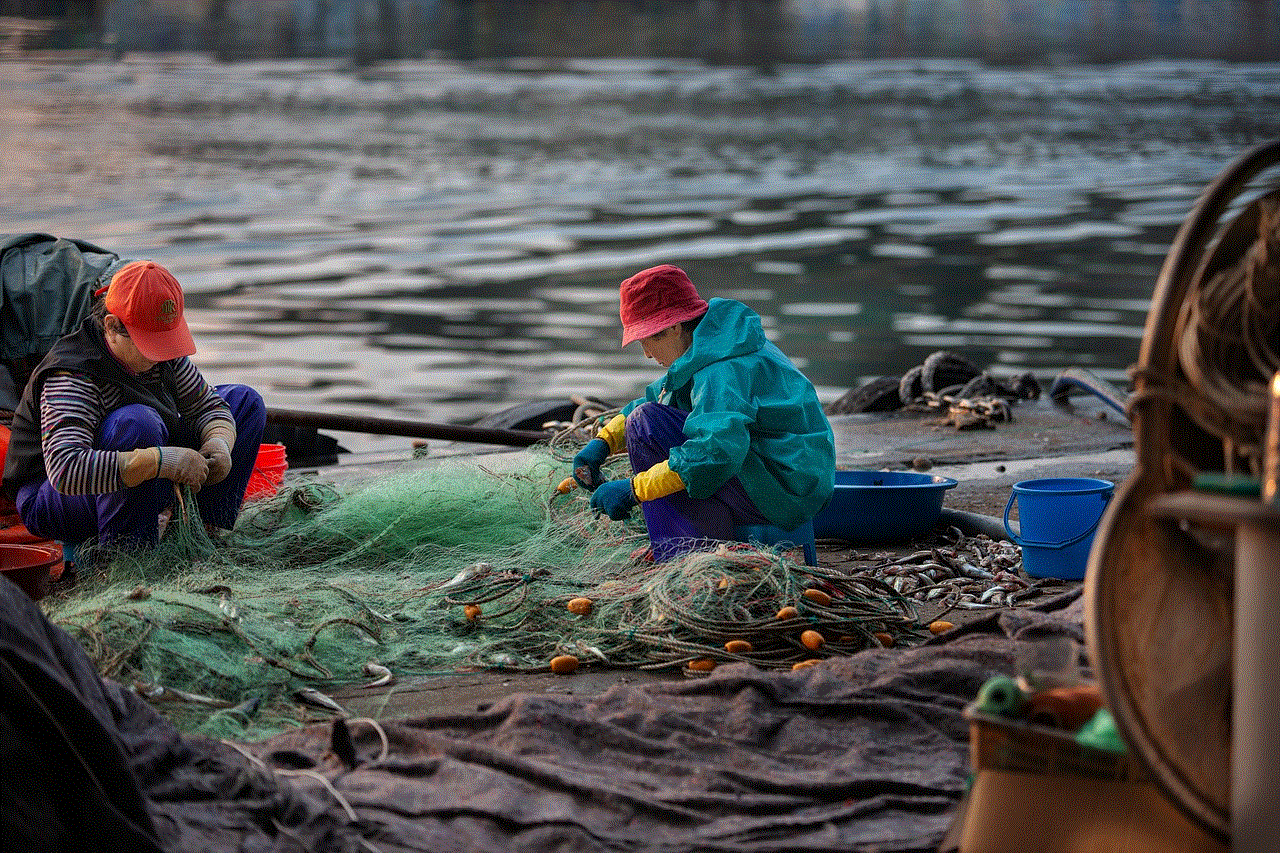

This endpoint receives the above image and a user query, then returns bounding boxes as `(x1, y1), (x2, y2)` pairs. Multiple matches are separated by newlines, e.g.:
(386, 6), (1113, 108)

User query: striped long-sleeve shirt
(39, 357), (233, 495)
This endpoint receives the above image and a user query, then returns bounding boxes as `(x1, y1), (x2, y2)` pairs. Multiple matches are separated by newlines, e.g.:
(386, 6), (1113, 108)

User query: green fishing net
(43, 448), (919, 740)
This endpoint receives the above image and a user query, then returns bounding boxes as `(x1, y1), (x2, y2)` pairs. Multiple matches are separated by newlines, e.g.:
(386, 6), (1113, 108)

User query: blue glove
(591, 478), (638, 520)
(572, 438), (611, 490)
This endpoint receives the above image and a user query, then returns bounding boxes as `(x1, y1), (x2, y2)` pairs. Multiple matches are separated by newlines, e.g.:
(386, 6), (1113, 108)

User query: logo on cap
(159, 298), (179, 327)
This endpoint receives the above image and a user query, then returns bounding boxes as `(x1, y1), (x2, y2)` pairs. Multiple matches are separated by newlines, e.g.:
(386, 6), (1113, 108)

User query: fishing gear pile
(825, 350), (1041, 429)
(43, 448), (919, 739)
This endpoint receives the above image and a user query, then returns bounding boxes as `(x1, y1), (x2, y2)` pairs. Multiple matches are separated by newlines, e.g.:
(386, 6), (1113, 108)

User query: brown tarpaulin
(1, 578), (1085, 853)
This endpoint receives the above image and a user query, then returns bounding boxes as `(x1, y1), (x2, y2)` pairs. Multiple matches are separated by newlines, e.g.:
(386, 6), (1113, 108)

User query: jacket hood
(664, 298), (764, 389)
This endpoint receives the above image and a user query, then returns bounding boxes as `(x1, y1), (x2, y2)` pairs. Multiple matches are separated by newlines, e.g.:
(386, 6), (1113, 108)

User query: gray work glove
(158, 446), (209, 489)
(200, 437), (233, 485)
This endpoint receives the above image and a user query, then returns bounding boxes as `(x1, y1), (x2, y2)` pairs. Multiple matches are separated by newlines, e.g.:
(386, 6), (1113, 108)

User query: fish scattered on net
(41, 447), (983, 739)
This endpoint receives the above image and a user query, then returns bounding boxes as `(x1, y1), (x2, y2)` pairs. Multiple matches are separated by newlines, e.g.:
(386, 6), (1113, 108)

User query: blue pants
(16, 384), (266, 550)
(626, 401), (768, 562)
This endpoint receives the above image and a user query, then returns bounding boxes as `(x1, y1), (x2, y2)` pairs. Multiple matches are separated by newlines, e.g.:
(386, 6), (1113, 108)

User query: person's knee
(218, 384), (266, 436)
(624, 403), (689, 472)
(98, 404), (167, 449)
(629, 401), (664, 421)
(625, 401), (669, 442)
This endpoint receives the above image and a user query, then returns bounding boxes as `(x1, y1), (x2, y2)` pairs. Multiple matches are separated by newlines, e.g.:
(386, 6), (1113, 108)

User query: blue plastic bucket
(1003, 478), (1114, 580)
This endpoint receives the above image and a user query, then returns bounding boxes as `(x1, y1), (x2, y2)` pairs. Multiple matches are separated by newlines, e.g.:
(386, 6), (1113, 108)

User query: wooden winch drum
(1084, 139), (1280, 844)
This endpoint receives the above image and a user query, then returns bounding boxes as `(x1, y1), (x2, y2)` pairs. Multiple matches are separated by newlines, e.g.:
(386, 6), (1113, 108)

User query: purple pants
(626, 401), (768, 562)
(16, 384), (266, 550)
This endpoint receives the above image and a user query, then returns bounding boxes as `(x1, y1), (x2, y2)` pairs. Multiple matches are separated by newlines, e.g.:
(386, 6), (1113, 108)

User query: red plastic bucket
(1, 541), (64, 601)
(244, 443), (288, 501)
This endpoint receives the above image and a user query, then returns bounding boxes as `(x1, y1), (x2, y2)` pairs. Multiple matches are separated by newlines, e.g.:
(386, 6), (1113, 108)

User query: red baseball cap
(100, 261), (196, 362)
(619, 264), (709, 347)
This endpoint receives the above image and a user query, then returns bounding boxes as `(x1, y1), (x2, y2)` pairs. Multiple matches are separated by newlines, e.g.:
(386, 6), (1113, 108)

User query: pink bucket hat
(619, 264), (709, 347)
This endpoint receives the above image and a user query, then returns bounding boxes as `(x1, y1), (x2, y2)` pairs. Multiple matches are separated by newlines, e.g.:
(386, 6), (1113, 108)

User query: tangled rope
(1175, 192), (1279, 467)
(545, 396), (624, 461)
(1130, 188), (1280, 478)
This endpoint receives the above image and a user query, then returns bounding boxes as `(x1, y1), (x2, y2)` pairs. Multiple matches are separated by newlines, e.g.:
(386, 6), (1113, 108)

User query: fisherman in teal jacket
(574, 264), (834, 562)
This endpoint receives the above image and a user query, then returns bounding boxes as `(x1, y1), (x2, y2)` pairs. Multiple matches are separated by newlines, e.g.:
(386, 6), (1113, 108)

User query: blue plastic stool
(732, 519), (817, 566)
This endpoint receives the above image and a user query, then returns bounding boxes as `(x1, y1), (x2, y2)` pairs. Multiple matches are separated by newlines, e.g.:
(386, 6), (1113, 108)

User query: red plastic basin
(1, 541), (65, 602)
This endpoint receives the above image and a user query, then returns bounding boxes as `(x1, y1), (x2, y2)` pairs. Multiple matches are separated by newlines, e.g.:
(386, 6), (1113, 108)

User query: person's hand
(590, 478), (637, 520)
(572, 438), (610, 490)
(158, 446), (209, 489)
(200, 437), (233, 485)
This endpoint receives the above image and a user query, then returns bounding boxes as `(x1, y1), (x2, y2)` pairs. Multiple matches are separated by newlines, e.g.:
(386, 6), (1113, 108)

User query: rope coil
(1130, 186), (1280, 478)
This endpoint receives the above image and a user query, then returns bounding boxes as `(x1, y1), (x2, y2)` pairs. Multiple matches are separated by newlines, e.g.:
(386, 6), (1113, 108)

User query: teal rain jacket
(621, 298), (835, 530)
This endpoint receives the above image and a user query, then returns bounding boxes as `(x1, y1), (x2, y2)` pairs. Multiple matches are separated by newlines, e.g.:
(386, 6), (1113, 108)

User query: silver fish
(293, 687), (347, 715)
(578, 644), (610, 663)
(133, 682), (233, 708)
(955, 561), (994, 581)
(362, 662), (394, 688)
(440, 562), (492, 590)
(328, 582), (394, 623)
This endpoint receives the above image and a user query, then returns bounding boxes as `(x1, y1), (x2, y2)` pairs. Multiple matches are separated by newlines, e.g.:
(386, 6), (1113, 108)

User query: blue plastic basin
(813, 470), (959, 543)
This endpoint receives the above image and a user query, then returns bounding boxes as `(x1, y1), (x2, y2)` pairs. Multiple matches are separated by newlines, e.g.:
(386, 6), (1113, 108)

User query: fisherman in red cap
(573, 264), (834, 562)
(2, 260), (265, 552)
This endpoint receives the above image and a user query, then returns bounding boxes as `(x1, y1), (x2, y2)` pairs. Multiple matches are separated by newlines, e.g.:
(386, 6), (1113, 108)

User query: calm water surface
(2, 55), (1278, 450)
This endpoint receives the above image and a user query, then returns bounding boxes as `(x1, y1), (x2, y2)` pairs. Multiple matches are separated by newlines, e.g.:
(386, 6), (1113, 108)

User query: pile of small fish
(849, 527), (1053, 610)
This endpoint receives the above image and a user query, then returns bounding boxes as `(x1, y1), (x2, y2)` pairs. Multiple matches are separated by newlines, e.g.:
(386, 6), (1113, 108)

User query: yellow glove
(597, 413), (627, 454)
(632, 460), (686, 502)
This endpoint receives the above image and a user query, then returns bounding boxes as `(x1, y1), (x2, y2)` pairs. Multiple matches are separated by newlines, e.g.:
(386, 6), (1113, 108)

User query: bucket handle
(1003, 491), (1112, 550)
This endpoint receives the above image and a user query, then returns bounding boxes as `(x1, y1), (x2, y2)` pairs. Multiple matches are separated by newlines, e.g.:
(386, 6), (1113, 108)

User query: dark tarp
(0, 576), (1086, 853)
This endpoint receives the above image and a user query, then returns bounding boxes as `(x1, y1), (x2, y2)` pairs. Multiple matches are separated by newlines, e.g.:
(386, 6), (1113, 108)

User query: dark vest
(2, 317), (182, 497)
